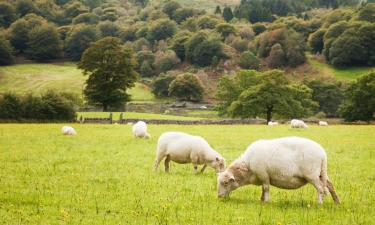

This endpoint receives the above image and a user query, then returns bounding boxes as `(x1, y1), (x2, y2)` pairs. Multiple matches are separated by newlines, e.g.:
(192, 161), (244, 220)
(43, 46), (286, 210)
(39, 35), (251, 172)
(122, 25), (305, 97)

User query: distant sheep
(291, 119), (308, 129)
(268, 121), (279, 126)
(132, 121), (150, 139)
(154, 132), (226, 173)
(217, 137), (341, 204)
(61, 126), (77, 135)
(319, 121), (328, 126)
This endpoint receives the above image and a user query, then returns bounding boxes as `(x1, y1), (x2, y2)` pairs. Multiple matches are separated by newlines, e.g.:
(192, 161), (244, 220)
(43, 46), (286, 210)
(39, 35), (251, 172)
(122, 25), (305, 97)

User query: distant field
(0, 63), (155, 102)
(78, 111), (204, 120)
(307, 55), (375, 80)
(152, 0), (240, 11)
(0, 124), (374, 224)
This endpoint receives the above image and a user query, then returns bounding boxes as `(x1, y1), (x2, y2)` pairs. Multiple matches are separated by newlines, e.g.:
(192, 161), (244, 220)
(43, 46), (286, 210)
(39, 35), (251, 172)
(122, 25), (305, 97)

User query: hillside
(151, 0), (240, 11)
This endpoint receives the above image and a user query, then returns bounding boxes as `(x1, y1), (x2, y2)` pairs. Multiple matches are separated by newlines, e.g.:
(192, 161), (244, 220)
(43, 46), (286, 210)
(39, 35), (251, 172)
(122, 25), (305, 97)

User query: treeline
(0, 91), (78, 121)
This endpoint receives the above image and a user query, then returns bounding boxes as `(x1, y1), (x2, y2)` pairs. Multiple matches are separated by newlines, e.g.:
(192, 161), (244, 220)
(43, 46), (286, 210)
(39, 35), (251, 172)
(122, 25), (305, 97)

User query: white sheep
(217, 137), (340, 204)
(61, 126), (77, 135)
(290, 119), (308, 128)
(319, 121), (328, 126)
(154, 131), (226, 173)
(268, 121), (279, 126)
(132, 121), (150, 139)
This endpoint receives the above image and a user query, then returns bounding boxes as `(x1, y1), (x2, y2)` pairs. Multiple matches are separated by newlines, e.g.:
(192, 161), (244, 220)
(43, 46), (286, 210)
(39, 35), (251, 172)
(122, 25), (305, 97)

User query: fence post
(79, 115), (84, 123)
(109, 112), (113, 124)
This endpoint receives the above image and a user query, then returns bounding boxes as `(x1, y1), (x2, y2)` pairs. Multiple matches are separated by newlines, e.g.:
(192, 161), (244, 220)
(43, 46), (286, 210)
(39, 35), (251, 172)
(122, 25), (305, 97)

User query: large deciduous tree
(168, 73), (204, 101)
(217, 70), (316, 123)
(79, 37), (138, 111)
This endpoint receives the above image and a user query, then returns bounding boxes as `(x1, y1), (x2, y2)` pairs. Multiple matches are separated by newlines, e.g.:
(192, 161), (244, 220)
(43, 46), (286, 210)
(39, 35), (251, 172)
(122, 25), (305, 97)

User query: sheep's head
(210, 157), (226, 173)
(217, 170), (239, 198)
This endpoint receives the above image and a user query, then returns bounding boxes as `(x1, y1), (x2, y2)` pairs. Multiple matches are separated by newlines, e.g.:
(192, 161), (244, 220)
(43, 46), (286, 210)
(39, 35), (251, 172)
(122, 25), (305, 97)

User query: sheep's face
(210, 157), (226, 173)
(217, 171), (239, 198)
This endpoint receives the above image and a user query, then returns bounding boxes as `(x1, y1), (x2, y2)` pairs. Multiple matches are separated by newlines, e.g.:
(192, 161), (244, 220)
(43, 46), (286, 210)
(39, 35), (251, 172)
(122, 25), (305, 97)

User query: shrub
(0, 2), (16, 28)
(65, 25), (99, 60)
(152, 74), (175, 97)
(169, 73), (204, 101)
(239, 51), (260, 70)
(154, 50), (180, 73)
(308, 28), (326, 54)
(97, 21), (120, 37)
(72, 12), (99, 24)
(147, 18), (177, 41)
(162, 1), (181, 18)
(0, 34), (15, 65)
(172, 8), (197, 24)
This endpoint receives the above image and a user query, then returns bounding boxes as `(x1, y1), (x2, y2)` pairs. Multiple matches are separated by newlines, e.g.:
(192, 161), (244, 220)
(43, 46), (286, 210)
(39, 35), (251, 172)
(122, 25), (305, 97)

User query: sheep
(217, 137), (340, 204)
(268, 121), (279, 126)
(154, 131), (226, 173)
(132, 121), (150, 139)
(290, 119), (308, 128)
(319, 121), (328, 126)
(61, 126), (77, 135)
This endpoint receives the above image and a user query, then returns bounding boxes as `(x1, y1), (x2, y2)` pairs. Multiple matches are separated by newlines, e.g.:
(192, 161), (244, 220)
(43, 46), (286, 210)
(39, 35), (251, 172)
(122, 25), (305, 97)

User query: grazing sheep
(319, 121), (328, 126)
(291, 119), (308, 128)
(154, 132), (226, 173)
(217, 137), (340, 204)
(61, 126), (77, 135)
(268, 121), (279, 126)
(132, 121), (150, 139)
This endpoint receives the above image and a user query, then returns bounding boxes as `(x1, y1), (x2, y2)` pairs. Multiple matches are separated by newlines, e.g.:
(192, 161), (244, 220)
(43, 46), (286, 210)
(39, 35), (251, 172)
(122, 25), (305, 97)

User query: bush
(0, 2), (16, 28)
(239, 51), (260, 70)
(216, 23), (236, 39)
(72, 12), (99, 24)
(266, 43), (286, 68)
(0, 91), (77, 121)
(97, 21), (120, 37)
(170, 30), (191, 61)
(0, 34), (15, 65)
(168, 73), (204, 101)
(308, 28), (326, 54)
(147, 18), (177, 41)
(65, 25), (99, 60)
(172, 8), (197, 24)
(154, 50), (180, 73)
(162, 1), (181, 18)
(152, 74), (175, 97)
(252, 23), (266, 35)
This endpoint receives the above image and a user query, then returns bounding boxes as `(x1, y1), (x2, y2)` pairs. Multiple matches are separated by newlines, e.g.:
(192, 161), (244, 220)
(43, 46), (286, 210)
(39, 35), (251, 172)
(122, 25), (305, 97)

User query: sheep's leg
(310, 179), (325, 204)
(261, 183), (270, 202)
(164, 155), (171, 173)
(200, 164), (207, 173)
(153, 154), (165, 172)
(326, 180), (341, 204)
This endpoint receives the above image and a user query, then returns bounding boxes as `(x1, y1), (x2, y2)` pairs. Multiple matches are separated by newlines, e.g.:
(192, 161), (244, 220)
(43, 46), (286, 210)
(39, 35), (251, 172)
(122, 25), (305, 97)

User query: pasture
(0, 124), (374, 224)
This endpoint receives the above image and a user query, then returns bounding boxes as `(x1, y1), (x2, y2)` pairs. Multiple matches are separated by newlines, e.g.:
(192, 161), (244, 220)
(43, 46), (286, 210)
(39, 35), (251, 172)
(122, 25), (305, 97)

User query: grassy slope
(78, 111), (204, 120)
(0, 124), (374, 224)
(151, 0), (240, 11)
(0, 63), (155, 102)
(307, 55), (375, 80)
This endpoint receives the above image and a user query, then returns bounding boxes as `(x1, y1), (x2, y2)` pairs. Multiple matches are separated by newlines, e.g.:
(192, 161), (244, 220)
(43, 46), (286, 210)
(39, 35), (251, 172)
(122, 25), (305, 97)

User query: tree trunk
(266, 107), (273, 124)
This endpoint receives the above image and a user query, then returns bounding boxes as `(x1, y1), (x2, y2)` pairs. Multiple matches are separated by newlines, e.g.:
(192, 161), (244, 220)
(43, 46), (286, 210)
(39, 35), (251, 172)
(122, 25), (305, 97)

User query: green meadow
(0, 124), (374, 224)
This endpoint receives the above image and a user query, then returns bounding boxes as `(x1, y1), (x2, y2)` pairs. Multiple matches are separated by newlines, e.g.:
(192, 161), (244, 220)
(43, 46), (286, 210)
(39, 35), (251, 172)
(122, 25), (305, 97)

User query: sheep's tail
(320, 156), (329, 195)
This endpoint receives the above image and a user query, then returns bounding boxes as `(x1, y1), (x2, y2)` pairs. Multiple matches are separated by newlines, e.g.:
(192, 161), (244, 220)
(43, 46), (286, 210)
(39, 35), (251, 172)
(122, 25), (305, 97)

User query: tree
(170, 30), (191, 61)
(357, 3), (375, 22)
(78, 37), (138, 111)
(215, 5), (222, 14)
(147, 18), (177, 41)
(308, 28), (327, 54)
(26, 23), (62, 60)
(215, 23), (236, 39)
(162, 1), (181, 18)
(340, 72), (375, 121)
(169, 73), (204, 101)
(72, 12), (99, 24)
(222, 6), (234, 22)
(0, 3), (16, 28)
(172, 8), (196, 24)
(65, 25), (99, 60)
(15, 0), (39, 17)
(153, 50), (180, 73)
(267, 43), (286, 68)
(216, 70), (316, 123)
(306, 79), (344, 117)
(97, 21), (120, 37)
(239, 51), (260, 70)
(0, 34), (15, 65)
(0, 93), (23, 119)
(152, 74), (175, 97)
(252, 23), (266, 35)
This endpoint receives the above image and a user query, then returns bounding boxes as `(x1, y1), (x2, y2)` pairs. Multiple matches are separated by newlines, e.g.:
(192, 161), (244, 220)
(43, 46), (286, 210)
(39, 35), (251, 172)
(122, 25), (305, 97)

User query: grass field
(0, 63), (155, 102)
(78, 111), (204, 120)
(0, 124), (374, 224)
(307, 55), (375, 80)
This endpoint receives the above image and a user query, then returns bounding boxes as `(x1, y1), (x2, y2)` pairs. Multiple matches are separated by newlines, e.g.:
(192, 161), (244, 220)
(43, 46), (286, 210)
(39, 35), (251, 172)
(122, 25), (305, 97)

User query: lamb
(132, 121), (150, 139)
(268, 121), (279, 126)
(290, 119), (308, 128)
(61, 126), (77, 135)
(319, 121), (328, 126)
(217, 137), (340, 204)
(154, 131), (226, 173)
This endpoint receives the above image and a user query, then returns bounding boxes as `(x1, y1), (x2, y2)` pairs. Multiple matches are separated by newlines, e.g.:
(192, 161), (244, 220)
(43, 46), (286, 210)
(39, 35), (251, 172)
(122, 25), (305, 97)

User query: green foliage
(154, 50), (180, 73)
(306, 79), (344, 117)
(308, 28), (327, 54)
(140, 61), (154, 77)
(170, 30), (191, 61)
(252, 23), (267, 35)
(72, 12), (99, 24)
(215, 5), (222, 14)
(185, 32), (226, 66)
(15, 0), (39, 17)
(267, 43), (286, 68)
(340, 71), (375, 121)
(152, 74), (175, 97)
(217, 70), (316, 122)
(97, 21), (120, 37)
(0, 2), (16, 28)
(172, 8), (197, 23)
(147, 18), (177, 41)
(222, 6), (234, 22)
(169, 73), (204, 101)
(356, 3), (375, 22)
(0, 34), (14, 65)
(0, 91), (76, 121)
(136, 50), (155, 75)
(79, 37), (138, 111)
(65, 25), (99, 61)
(239, 51), (260, 70)
(25, 23), (62, 61)
(197, 15), (218, 29)
(215, 23), (236, 39)
(162, 1), (182, 18)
